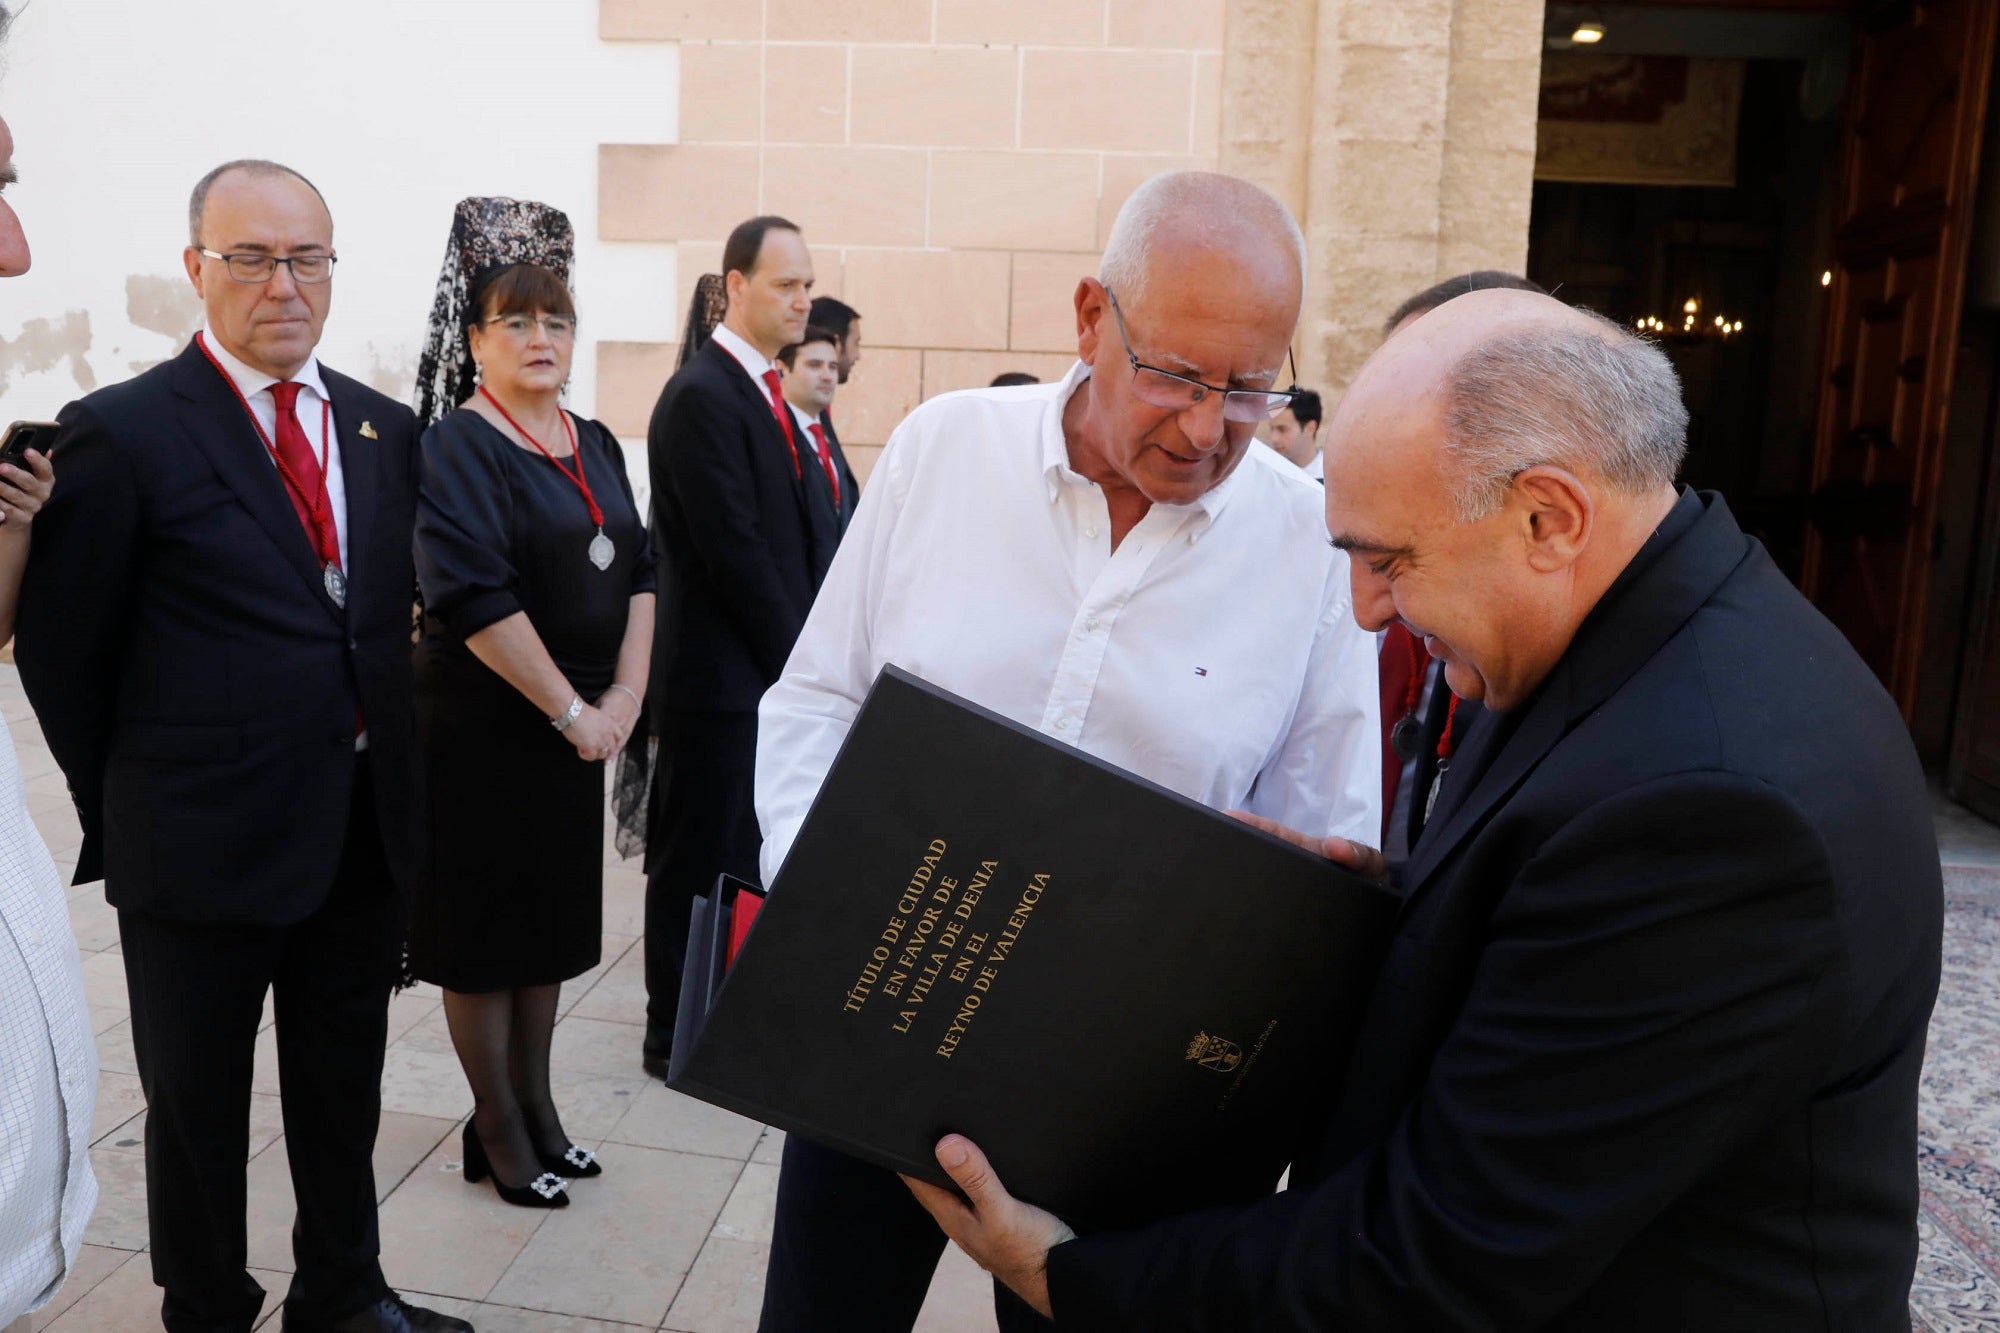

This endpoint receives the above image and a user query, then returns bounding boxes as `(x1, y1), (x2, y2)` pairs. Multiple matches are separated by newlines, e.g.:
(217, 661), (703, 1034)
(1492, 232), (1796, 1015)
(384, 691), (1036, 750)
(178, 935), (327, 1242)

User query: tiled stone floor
(1, 664), (998, 1333)
(14, 656), (2000, 1331)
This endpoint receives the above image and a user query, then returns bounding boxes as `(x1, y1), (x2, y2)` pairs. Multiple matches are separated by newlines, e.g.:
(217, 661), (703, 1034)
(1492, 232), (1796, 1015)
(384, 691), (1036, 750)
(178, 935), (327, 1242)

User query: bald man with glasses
(751, 170), (1381, 1332)
(17, 160), (465, 1333)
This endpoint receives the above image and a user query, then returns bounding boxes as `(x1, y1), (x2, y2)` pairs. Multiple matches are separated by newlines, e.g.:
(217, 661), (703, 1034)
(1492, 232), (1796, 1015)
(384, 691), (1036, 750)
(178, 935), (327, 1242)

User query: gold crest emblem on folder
(1185, 1031), (1243, 1073)
(359, 420), (378, 439)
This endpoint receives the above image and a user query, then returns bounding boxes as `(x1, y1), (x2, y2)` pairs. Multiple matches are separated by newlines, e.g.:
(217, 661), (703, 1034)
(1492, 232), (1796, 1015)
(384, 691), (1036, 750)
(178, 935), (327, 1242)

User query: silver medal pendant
(1423, 757), (1451, 824)
(588, 528), (614, 571)
(323, 562), (347, 609)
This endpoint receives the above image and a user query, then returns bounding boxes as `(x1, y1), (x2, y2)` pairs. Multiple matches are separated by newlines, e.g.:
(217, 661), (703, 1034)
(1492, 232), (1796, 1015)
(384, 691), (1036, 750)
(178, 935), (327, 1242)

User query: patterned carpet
(1913, 865), (2000, 1330)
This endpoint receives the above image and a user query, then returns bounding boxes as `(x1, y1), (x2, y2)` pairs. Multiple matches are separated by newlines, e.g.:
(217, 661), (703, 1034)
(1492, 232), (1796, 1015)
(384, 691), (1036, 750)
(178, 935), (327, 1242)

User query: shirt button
(1053, 717), (1069, 731)
(1085, 618), (1100, 632)
(1085, 525), (1100, 540)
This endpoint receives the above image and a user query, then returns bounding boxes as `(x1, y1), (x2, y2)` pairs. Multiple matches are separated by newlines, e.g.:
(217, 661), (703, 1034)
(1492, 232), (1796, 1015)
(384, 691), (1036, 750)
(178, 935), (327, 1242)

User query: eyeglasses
(484, 313), (577, 339)
(1103, 285), (1298, 423)
(197, 249), (337, 284)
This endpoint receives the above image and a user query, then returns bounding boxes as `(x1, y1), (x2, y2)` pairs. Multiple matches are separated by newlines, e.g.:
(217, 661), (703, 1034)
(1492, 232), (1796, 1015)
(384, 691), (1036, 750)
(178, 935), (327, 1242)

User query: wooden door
(1801, 0), (1998, 715)
(1951, 388), (2000, 820)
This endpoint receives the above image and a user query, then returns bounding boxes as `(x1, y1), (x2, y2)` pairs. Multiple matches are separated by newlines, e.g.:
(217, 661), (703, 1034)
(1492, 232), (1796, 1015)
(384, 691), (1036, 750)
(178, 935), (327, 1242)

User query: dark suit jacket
(817, 409), (861, 531)
(647, 338), (839, 715)
(1047, 491), (1942, 1330)
(16, 340), (420, 924)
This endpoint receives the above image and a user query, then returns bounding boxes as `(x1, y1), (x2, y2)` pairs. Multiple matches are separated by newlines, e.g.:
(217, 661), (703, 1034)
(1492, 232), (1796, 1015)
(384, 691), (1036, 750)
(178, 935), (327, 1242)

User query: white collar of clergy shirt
(709, 322), (777, 384)
(200, 327), (331, 406)
(1039, 360), (1245, 528)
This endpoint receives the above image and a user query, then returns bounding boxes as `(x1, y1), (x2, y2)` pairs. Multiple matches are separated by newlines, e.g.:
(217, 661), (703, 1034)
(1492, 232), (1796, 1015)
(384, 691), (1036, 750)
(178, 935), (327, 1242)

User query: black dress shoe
(283, 1293), (474, 1333)
(461, 1121), (568, 1208)
(539, 1141), (603, 1178)
(641, 1045), (671, 1081)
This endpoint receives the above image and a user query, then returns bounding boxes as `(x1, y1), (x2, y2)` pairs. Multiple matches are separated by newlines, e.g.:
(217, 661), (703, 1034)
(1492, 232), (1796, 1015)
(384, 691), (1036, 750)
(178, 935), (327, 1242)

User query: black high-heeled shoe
(539, 1142), (603, 1179)
(461, 1121), (569, 1208)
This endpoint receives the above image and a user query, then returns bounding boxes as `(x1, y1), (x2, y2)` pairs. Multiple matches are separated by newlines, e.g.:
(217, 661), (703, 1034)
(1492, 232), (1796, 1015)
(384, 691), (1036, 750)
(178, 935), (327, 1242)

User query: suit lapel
(322, 369), (376, 602)
(706, 341), (812, 515)
(1398, 493), (1756, 908)
(170, 342), (344, 624)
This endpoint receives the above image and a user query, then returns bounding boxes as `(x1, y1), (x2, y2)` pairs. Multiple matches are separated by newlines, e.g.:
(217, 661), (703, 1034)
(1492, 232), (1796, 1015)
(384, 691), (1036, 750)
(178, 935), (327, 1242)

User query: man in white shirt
(754, 170), (1381, 1332)
(1261, 387), (1324, 480)
(0, 67), (98, 1333)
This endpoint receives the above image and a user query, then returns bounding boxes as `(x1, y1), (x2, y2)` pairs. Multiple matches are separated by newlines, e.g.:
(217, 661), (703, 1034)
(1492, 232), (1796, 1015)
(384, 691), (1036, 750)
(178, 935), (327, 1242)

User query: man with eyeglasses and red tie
(750, 170), (1382, 1332)
(16, 160), (468, 1333)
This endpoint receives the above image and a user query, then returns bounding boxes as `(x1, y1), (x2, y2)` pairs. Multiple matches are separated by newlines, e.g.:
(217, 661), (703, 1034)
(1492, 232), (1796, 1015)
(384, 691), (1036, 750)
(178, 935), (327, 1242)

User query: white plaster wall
(0, 0), (677, 494)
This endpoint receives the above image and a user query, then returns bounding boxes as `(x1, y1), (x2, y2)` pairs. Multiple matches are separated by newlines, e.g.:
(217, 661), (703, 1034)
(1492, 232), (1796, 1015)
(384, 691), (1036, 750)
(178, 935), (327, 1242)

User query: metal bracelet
(549, 694), (584, 732)
(605, 683), (642, 714)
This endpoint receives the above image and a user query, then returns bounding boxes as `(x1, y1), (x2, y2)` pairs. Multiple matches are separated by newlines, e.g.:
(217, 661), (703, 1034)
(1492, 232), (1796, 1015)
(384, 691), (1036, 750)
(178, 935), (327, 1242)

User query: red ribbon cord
(196, 332), (337, 566)
(479, 386), (603, 527)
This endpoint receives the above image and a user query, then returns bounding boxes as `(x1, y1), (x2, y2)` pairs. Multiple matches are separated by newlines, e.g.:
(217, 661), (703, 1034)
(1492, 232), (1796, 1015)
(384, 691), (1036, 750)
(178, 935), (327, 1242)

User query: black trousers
(760, 1136), (1054, 1333)
(643, 708), (762, 1050)
(118, 764), (402, 1333)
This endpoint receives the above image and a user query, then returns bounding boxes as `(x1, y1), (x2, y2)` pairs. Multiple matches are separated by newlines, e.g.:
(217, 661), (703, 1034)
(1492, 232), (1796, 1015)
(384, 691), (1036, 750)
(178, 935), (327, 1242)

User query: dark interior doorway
(1527, 12), (1849, 582)
(1531, 2), (1999, 784)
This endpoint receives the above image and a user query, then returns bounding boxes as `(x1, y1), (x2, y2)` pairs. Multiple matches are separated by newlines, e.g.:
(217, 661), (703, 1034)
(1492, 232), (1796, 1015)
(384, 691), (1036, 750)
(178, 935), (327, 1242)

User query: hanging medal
(1422, 694), (1463, 827)
(1389, 630), (1428, 760)
(479, 386), (614, 571)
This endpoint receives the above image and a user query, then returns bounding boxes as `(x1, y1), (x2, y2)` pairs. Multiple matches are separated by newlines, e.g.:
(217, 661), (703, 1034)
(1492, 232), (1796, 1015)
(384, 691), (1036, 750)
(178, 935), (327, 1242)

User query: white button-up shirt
(756, 361), (1381, 883)
(0, 712), (97, 1324)
(198, 329), (349, 571)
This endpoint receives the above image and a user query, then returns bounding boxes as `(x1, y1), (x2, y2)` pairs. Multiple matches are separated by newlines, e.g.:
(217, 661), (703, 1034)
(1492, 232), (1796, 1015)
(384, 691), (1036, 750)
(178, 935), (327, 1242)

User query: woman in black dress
(410, 233), (654, 1209)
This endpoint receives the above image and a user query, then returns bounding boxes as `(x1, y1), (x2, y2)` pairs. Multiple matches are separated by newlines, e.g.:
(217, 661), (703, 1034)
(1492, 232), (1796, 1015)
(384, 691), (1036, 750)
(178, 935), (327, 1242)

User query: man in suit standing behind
(777, 322), (860, 535)
(16, 161), (467, 1333)
(641, 215), (837, 1077)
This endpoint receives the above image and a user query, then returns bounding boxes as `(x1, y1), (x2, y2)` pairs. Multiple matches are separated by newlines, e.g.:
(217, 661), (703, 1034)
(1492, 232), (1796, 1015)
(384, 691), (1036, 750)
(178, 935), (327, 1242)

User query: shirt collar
(789, 401), (824, 432)
(199, 327), (329, 404)
(710, 323), (777, 383)
(1041, 358), (1243, 525)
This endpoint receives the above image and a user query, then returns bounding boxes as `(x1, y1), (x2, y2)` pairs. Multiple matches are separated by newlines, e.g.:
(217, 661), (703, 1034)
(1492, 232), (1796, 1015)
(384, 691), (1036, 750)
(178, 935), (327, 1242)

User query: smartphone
(0, 420), (58, 470)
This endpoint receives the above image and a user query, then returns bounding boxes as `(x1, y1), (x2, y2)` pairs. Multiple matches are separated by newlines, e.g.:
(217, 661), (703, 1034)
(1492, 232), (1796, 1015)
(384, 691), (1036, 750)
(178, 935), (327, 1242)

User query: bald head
(1344, 289), (1687, 520)
(1060, 171), (1305, 517)
(1325, 290), (1687, 711)
(1099, 171), (1304, 315)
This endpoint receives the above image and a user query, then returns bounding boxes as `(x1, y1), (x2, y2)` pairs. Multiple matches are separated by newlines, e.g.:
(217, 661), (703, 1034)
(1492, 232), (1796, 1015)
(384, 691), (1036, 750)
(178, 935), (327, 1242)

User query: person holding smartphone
(0, 42), (100, 1333)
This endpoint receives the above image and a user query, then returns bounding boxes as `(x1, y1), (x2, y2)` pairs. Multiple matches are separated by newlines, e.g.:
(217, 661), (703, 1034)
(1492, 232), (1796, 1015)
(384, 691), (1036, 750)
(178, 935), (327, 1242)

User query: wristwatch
(550, 694), (584, 732)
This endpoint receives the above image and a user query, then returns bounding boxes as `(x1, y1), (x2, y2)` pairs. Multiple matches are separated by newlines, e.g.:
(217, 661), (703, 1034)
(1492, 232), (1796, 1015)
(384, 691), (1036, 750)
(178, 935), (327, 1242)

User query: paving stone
(661, 1235), (768, 1333)
(604, 1083), (762, 1162)
(25, 1242), (134, 1330)
(377, 1136), (556, 1303)
(487, 1144), (740, 1326)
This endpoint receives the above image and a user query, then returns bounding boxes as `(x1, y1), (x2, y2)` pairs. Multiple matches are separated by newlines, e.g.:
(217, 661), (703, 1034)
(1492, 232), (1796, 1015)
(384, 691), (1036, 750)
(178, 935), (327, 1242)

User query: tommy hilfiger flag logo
(1194, 667), (1208, 676)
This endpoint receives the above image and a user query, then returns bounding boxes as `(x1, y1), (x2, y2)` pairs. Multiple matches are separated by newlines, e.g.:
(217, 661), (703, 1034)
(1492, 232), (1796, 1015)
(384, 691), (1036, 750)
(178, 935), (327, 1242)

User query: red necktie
(267, 381), (340, 571)
(807, 421), (841, 507)
(760, 369), (802, 479)
(1378, 623), (1422, 844)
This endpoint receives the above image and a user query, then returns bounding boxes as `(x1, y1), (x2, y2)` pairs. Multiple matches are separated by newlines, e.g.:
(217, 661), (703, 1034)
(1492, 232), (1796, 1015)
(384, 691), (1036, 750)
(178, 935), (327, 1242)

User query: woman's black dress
(408, 408), (655, 993)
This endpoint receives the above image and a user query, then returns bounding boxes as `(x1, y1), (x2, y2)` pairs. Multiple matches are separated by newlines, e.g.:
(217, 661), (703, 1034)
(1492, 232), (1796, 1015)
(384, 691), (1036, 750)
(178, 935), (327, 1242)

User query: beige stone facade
(596, 0), (1543, 479)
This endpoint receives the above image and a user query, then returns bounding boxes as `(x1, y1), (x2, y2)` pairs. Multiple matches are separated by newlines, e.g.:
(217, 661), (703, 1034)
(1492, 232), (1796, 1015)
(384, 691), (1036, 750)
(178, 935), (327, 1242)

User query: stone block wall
(598, 0), (1231, 480)
(595, 0), (1542, 481)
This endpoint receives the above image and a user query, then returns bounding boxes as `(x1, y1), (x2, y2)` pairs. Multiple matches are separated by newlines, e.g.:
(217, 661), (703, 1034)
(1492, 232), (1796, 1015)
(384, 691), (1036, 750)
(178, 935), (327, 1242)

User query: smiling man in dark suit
(641, 215), (840, 1077)
(15, 161), (466, 1333)
(908, 288), (1943, 1330)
